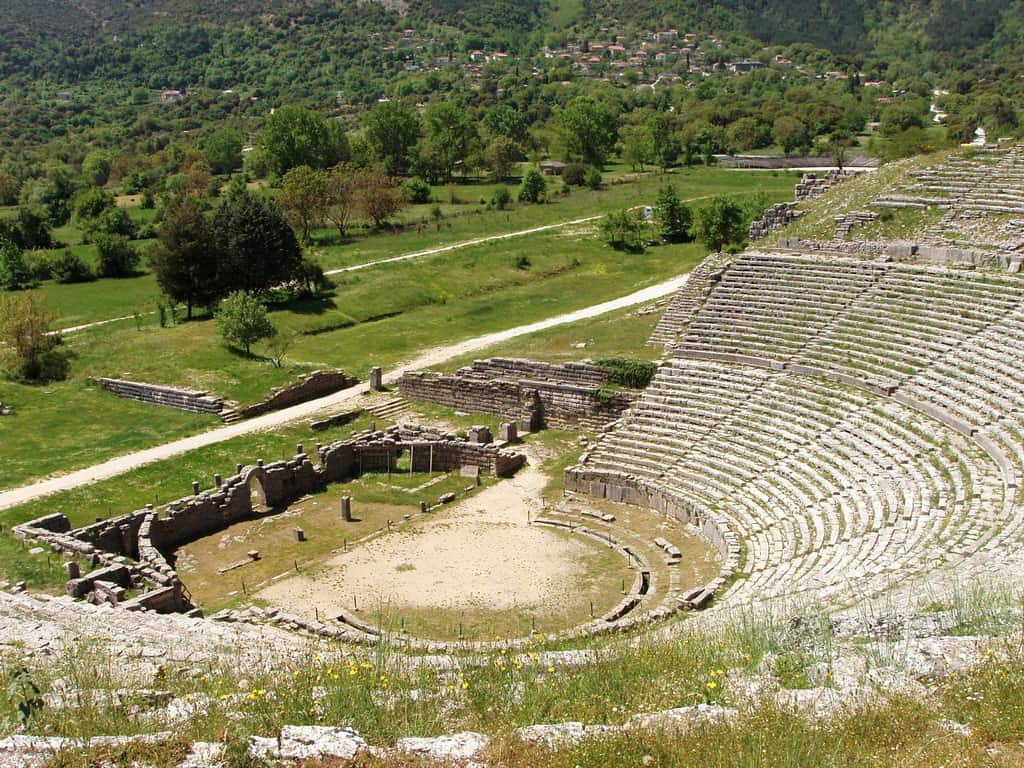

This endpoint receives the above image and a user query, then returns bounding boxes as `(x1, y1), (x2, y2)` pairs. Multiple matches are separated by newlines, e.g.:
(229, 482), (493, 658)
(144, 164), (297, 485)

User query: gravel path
(0, 272), (688, 511)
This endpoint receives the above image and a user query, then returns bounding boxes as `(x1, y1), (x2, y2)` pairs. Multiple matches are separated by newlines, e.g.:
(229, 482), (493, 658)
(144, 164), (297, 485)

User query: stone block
(369, 366), (383, 391)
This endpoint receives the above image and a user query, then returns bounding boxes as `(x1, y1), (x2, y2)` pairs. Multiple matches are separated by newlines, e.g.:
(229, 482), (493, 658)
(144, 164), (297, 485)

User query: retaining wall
(91, 378), (224, 415)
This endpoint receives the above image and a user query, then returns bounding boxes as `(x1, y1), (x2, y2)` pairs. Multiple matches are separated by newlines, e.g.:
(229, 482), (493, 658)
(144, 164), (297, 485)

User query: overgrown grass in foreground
(5, 590), (1024, 768)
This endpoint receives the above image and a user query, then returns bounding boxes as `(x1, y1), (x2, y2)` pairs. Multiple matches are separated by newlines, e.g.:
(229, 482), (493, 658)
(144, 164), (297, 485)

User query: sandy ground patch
(258, 452), (617, 619)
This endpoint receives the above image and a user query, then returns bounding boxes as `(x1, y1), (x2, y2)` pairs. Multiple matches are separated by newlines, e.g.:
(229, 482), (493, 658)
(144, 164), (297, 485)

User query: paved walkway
(0, 273), (689, 511)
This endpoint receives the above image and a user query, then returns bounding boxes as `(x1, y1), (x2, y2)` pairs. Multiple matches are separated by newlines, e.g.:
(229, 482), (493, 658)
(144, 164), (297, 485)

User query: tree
(257, 105), (349, 176)
(82, 150), (113, 187)
(204, 128), (244, 175)
(278, 165), (330, 244)
(0, 172), (19, 206)
(649, 113), (682, 171)
(558, 97), (618, 168)
(773, 116), (809, 155)
(600, 209), (649, 252)
(95, 234), (141, 278)
(213, 191), (303, 294)
(655, 185), (694, 243)
(483, 104), (528, 144)
(73, 188), (115, 224)
(364, 101), (420, 175)
(421, 101), (478, 183)
(352, 169), (406, 228)
(0, 239), (34, 290)
(325, 164), (357, 239)
(518, 169), (547, 203)
(150, 197), (221, 318)
(0, 292), (69, 382)
(483, 136), (523, 181)
(620, 123), (653, 171)
(264, 328), (296, 368)
(215, 290), (276, 355)
(695, 196), (747, 253)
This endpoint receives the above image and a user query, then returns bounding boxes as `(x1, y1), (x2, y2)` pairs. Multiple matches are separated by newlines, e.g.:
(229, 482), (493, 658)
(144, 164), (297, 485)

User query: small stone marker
(419, 501), (428, 514)
(214, 473), (222, 488)
(191, 481), (201, 495)
(369, 366), (383, 391)
(247, 550), (261, 561)
(460, 464), (480, 479)
(439, 492), (456, 504)
(236, 463), (243, 474)
(499, 422), (518, 443)
(468, 425), (493, 444)
(65, 562), (80, 579)
(293, 528), (306, 543)
(296, 444), (303, 455)
(341, 496), (352, 522)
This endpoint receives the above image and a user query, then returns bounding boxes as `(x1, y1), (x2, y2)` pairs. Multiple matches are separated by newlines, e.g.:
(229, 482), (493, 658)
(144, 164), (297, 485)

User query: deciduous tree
(278, 165), (330, 244)
(257, 105), (349, 176)
(215, 290), (276, 355)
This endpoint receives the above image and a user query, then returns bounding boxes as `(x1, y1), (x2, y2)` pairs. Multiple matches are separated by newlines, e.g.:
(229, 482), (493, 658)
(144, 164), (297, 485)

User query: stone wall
(14, 424), (525, 616)
(91, 378), (225, 415)
(563, 465), (740, 610)
(772, 237), (1012, 270)
(398, 358), (636, 432)
(238, 370), (359, 419)
(749, 202), (800, 241)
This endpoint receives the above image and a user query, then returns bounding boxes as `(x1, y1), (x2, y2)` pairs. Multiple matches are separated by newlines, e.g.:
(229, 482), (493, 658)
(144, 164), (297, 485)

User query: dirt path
(0, 272), (688, 511)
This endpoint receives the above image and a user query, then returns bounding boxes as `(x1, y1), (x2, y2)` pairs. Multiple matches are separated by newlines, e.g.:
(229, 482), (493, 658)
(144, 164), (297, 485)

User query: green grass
(0, 169), (793, 495)
(7, 593), (1024, 768)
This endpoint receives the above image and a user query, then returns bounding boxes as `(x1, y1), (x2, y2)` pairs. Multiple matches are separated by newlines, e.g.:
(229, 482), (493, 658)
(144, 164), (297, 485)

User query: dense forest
(1, 0), (1022, 224)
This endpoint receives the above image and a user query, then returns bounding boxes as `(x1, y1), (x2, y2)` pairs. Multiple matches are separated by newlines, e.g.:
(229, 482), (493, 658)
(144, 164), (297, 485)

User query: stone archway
(247, 472), (269, 511)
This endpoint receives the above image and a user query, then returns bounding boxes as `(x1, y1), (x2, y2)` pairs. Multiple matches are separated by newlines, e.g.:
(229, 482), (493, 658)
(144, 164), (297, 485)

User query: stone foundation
(238, 370), (359, 419)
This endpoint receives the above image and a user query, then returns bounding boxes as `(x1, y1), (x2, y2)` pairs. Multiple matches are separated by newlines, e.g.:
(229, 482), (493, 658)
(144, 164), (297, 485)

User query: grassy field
(28, 167), (797, 329)
(1, 168), (794, 494)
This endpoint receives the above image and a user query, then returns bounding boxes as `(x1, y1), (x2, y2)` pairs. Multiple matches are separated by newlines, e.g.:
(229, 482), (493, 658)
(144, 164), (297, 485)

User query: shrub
(0, 241), (35, 290)
(518, 169), (547, 204)
(50, 250), (95, 284)
(492, 185), (512, 210)
(583, 166), (603, 190)
(0, 292), (69, 382)
(594, 358), (658, 389)
(599, 209), (650, 252)
(404, 177), (432, 204)
(562, 163), (588, 186)
(514, 254), (531, 270)
(94, 234), (141, 278)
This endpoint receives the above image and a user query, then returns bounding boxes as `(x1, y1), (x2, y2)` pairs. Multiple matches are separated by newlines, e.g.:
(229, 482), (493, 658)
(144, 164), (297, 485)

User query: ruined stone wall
(14, 425), (526, 616)
(91, 378), (224, 415)
(398, 358), (636, 432)
(464, 358), (612, 388)
(398, 372), (526, 421)
(405, 439), (525, 477)
(238, 370), (358, 419)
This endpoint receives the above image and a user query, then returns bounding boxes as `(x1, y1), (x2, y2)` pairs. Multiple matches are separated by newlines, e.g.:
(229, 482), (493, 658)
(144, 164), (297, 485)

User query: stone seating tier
(579, 250), (1024, 608)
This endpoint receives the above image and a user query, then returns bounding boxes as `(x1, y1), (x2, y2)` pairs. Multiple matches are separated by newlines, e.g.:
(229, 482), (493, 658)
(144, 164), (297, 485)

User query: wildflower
(706, 681), (718, 690)
(548, 666), (556, 674)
